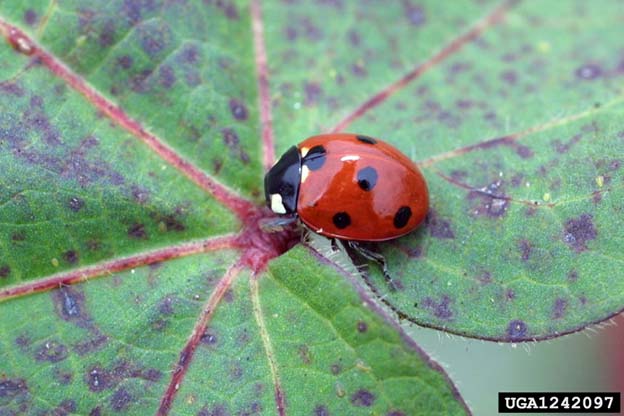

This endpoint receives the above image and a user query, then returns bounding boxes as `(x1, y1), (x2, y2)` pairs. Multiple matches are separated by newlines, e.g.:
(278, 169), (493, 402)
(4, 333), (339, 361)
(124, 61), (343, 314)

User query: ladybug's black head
(264, 146), (301, 215)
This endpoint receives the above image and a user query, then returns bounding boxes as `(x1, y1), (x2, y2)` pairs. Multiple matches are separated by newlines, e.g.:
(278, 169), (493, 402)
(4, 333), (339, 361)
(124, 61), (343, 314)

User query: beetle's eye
(279, 182), (295, 197)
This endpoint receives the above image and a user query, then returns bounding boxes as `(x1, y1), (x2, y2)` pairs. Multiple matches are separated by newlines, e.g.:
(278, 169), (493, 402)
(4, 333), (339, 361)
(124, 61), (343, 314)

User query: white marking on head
(300, 146), (310, 157)
(270, 193), (287, 214)
(301, 165), (310, 183)
(340, 155), (360, 162)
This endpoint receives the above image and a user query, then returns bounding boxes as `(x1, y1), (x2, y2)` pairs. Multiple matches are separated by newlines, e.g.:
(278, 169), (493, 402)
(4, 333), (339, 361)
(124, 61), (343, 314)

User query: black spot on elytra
(35, 339), (68, 362)
(0, 378), (28, 398)
(315, 405), (330, 416)
(356, 135), (376, 145)
(303, 145), (327, 170)
(575, 63), (602, 80)
(332, 212), (351, 229)
(298, 345), (312, 364)
(351, 389), (375, 407)
(229, 99), (248, 120)
(518, 240), (532, 261)
(128, 223), (147, 239)
(357, 167), (378, 191)
(506, 320), (528, 340)
(0, 265), (10, 278)
(24, 9), (38, 25)
(425, 210), (454, 239)
(563, 214), (597, 252)
(552, 298), (568, 319)
(159, 65), (176, 89)
(111, 387), (133, 412)
(356, 321), (368, 333)
(85, 361), (161, 393)
(63, 250), (79, 264)
(422, 295), (453, 320)
(393, 206), (412, 228)
(68, 196), (84, 212)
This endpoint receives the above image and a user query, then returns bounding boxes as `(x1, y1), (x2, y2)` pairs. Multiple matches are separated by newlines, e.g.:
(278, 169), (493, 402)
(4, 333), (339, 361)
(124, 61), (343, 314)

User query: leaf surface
(0, 0), (479, 414)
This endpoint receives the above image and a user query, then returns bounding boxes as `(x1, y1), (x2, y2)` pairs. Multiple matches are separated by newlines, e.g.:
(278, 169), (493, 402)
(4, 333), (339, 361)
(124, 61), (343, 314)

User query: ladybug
(264, 134), (428, 288)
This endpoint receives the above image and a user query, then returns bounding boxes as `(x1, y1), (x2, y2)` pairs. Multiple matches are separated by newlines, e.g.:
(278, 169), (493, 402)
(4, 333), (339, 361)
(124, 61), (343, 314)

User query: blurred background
(408, 314), (623, 415)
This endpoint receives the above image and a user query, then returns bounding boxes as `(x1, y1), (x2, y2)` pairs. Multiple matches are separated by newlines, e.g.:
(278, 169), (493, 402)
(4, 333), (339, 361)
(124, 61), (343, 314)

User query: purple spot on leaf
(506, 319), (527, 340)
(351, 389), (375, 407)
(552, 298), (568, 319)
(563, 214), (597, 252)
(575, 64), (602, 80)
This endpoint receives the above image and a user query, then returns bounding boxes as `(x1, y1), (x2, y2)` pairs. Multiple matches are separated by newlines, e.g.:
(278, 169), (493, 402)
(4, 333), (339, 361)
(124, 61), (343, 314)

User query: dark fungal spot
(518, 240), (532, 261)
(0, 378), (28, 398)
(315, 405), (330, 416)
(11, 232), (25, 242)
(303, 145), (327, 170)
(229, 98), (248, 120)
(73, 334), (108, 355)
(128, 223), (147, 239)
(54, 399), (77, 415)
(568, 270), (579, 282)
(357, 167), (378, 191)
(63, 250), (79, 264)
(197, 404), (229, 416)
(298, 345), (312, 364)
(422, 295), (453, 320)
(159, 65), (176, 89)
(201, 331), (218, 345)
(68, 196), (84, 212)
(111, 387), (133, 412)
(117, 55), (133, 69)
(89, 407), (102, 416)
(35, 339), (68, 362)
(393, 206), (412, 228)
(24, 9), (38, 25)
(563, 214), (597, 252)
(425, 210), (454, 239)
(356, 135), (376, 144)
(53, 368), (74, 385)
(403, 0), (425, 26)
(332, 212), (351, 229)
(552, 298), (568, 319)
(357, 321), (368, 332)
(351, 389), (375, 407)
(304, 82), (322, 105)
(330, 363), (341, 375)
(0, 265), (10, 278)
(506, 319), (528, 340)
(575, 63), (602, 80)
(387, 412), (406, 416)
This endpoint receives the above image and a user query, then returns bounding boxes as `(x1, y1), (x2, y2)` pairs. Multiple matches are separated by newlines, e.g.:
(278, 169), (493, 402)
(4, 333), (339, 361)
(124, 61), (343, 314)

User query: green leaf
(0, 0), (472, 414)
(266, 0), (624, 341)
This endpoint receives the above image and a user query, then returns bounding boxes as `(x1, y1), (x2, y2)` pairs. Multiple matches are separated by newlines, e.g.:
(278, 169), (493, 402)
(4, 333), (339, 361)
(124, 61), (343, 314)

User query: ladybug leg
(347, 241), (397, 291)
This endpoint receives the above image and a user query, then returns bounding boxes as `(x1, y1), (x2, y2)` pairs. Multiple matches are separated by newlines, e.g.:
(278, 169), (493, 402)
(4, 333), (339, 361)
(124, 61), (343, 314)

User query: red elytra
(264, 133), (429, 242)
